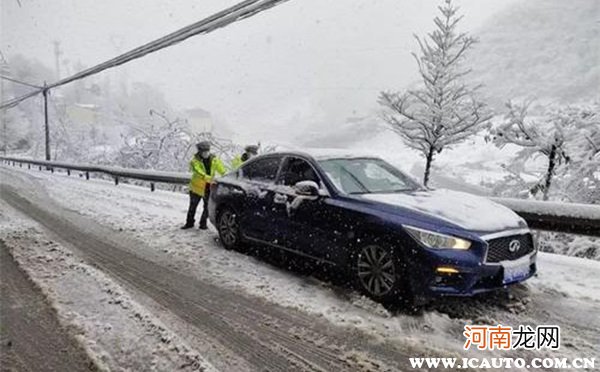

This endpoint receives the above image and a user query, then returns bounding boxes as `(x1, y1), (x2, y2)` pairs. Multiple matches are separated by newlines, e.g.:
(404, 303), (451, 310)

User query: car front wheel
(354, 242), (409, 305)
(217, 208), (241, 250)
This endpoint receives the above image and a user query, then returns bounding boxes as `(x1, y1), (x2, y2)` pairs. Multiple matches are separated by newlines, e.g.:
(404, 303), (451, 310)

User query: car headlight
(403, 225), (471, 250)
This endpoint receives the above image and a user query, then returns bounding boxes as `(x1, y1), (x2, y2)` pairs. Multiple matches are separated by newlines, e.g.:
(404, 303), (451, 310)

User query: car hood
(358, 189), (525, 232)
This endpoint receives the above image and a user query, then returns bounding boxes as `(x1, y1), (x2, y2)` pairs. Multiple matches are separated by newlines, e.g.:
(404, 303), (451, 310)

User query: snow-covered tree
(378, 0), (491, 186)
(488, 102), (599, 260)
(116, 110), (245, 172)
(556, 103), (600, 203)
(117, 110), (192, 171)
(490, 101), (597, 201)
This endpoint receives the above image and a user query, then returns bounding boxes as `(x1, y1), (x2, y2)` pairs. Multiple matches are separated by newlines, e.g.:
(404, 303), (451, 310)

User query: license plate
(502, 258), (531, 284)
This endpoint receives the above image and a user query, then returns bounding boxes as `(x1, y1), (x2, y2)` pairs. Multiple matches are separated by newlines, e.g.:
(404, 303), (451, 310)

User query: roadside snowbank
(531, 252), (600, 303)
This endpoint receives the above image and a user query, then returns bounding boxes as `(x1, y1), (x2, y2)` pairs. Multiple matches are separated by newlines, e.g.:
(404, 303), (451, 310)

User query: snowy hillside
(468, 0), (600, 108)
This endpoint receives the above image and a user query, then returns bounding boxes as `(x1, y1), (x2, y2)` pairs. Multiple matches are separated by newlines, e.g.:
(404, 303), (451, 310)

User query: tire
(217, 207), (242, 250)
(352, 240), (412, 306)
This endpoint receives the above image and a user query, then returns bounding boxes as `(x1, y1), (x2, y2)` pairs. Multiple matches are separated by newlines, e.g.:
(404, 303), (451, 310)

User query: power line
(0, 0), (290, 110)
(0, 89), (43, 110)
(57, 0), (288, 89)
(46, 0), (290, 90)
(0, 75), (43, 89)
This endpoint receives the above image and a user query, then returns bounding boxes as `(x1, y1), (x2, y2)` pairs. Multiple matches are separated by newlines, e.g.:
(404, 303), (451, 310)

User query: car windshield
(318, 158), (421, 194)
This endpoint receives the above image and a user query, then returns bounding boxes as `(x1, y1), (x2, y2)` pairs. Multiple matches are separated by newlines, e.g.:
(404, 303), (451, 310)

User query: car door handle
(273, 193), (287, 204)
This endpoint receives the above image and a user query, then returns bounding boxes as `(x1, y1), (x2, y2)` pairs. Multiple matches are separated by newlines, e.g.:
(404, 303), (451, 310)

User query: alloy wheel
(357, 245), (396, 297)
(218, 210), (238, 247)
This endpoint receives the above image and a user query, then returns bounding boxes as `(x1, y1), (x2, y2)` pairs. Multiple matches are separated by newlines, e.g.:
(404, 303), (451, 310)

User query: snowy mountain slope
(468, 0), (600, 108)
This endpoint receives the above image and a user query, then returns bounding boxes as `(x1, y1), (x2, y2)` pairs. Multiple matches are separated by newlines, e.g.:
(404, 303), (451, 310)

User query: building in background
(184, 107), (213, 133)
(66, 103), (100, 127)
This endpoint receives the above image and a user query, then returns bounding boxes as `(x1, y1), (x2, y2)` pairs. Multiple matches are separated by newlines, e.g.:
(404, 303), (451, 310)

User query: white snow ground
(529, 252), (600, 303)
(2, 165), (599, 368)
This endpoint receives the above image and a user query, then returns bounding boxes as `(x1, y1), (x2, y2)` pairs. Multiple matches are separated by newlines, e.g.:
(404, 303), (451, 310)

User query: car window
(319, 161), (364, 194)
(240, 156), (282, 182)
(318, 158), (420, 194)
(360, 162), (409, 190)
(278, 157), (321, 186)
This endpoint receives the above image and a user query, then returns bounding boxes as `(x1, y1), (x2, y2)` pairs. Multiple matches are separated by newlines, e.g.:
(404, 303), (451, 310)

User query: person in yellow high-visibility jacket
(182, 141), (226, 230)
(231, 144), (259, 169)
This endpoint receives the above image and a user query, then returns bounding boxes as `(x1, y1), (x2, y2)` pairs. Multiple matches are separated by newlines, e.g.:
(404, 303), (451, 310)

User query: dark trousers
(186, 188), (210, 227)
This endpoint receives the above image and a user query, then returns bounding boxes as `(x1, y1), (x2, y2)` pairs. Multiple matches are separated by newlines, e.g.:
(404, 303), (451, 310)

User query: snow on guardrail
(491, 197), (600, 237)
(2, 156), (599, 237)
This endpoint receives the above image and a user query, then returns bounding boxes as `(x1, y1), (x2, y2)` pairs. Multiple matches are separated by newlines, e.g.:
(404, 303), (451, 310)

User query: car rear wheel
(217, 208), (241, 250)
(354, 242), (410, 305)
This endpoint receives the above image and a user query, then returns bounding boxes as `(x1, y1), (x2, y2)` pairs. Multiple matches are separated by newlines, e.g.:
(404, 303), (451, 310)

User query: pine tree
(379, 0), (491, 186)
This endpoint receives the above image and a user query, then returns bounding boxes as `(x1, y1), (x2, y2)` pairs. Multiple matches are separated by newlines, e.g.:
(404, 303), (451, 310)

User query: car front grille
(485, 233), (534, 263)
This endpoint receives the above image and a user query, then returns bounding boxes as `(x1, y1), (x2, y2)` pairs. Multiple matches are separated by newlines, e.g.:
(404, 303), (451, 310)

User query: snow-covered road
(1, 165), (599, 371)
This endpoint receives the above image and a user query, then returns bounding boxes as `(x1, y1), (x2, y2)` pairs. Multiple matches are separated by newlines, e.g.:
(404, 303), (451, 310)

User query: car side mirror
(294, 180), (320, 197)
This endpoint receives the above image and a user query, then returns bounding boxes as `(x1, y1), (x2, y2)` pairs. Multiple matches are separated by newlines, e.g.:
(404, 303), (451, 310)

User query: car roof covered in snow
(266, 148), (381, 161)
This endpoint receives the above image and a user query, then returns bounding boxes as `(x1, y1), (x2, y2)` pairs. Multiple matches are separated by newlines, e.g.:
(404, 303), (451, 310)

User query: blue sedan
(208, 150), (537, 305)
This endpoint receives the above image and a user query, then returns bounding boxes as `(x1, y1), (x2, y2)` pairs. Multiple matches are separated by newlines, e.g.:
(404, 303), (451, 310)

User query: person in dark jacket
(182, 141), (226, 230)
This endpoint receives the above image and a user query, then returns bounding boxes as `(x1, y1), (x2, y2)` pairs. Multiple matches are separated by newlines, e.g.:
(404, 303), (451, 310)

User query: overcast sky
(1, 0), (518, 141)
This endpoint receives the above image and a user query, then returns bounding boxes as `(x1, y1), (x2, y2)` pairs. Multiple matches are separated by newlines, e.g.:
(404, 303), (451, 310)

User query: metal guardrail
(2, 156), (599, 237)
(1, 156), (189, 191)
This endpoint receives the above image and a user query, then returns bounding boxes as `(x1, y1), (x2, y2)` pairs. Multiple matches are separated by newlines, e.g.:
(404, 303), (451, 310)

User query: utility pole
(43, 82), (50, 161)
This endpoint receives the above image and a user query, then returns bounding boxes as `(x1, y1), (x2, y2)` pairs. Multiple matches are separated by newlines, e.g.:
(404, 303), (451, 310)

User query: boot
(181, 223), (194, 230)
(198, 222), (208, 230)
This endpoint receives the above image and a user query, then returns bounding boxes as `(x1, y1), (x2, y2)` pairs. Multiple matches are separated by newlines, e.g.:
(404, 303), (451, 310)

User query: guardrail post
(67, 169), (70, 176)
(150, 182), (155, 192)
(19, 163), (22, 168)
(85, 171), (89, 180)
(50, 167), (54, 173)
(28, 164), (31, 169)
(39, 165), (42, 171)
(114, 177), (119, 185)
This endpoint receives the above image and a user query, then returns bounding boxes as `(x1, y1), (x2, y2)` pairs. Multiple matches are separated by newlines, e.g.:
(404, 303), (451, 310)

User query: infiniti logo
(508, 239), (521, 253)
